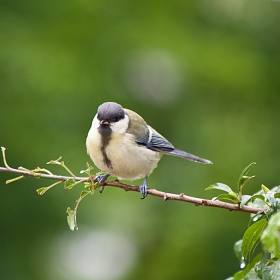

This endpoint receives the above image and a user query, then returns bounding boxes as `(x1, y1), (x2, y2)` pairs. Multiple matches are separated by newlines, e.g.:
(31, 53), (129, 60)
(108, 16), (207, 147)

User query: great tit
(86, 102), (212, 198)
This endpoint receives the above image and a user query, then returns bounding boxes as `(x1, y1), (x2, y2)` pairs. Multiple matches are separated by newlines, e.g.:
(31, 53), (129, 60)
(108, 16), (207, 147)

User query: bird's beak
(100, 120), (110, 125)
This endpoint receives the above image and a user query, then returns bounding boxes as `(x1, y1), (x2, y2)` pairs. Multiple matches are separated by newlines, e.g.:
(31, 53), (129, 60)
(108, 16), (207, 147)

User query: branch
(0, 166), (88, 182)
(0, 166), (265, 215)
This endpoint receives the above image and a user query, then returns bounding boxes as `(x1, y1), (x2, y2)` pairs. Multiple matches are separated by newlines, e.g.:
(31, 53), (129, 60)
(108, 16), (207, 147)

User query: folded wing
(136, 126), (212, 164)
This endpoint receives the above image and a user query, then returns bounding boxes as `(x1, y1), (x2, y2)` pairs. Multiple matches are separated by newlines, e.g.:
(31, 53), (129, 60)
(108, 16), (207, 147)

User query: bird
(86, 102), (212, 198)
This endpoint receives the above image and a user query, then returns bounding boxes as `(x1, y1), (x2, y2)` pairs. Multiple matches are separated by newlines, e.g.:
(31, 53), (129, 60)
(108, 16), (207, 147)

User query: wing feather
(136, 126), (212, 164)
(136, 126), (174, 152)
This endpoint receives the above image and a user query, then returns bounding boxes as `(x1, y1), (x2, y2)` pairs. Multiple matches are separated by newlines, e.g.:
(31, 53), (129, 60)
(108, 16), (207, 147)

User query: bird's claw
(94, 174), (109, 193)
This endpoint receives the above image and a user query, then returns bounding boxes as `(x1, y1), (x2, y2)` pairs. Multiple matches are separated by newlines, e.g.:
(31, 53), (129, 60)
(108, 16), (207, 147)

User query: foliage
(207, 163), (280, 279)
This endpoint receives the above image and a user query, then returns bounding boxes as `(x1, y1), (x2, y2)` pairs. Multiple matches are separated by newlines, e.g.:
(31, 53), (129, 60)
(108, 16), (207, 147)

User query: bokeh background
(1, 1), (280, 279)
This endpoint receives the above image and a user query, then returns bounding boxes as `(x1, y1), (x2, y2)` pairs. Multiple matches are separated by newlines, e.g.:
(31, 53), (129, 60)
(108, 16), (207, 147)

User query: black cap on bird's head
(97, 102), (125, 125)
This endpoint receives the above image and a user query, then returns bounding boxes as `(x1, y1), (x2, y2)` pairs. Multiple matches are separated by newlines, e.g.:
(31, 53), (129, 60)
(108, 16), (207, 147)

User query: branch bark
(0, 166), (265, 215)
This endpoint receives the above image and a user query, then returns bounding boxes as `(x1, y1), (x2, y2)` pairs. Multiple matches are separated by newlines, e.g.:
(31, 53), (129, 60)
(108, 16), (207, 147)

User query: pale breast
(86, 126), (107, 171)
(86, 128), (162, 180)
(105, 133), (162, 180)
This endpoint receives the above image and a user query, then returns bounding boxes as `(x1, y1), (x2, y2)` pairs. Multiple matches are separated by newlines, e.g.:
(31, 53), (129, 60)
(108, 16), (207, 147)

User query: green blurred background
(1, 1), (280, 279)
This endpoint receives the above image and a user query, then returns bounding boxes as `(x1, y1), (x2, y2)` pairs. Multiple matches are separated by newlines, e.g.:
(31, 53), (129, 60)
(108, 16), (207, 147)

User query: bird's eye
(112, 116), (120, 122)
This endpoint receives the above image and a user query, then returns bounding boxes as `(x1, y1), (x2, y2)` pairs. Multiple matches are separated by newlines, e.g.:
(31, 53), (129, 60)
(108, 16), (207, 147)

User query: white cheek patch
(91, 114), (100, 129)
(110, 114), (129, 134)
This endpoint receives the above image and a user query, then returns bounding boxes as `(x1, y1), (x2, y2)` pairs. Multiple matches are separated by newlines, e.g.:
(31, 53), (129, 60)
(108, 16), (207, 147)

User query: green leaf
(262, 259), (280, 280)
(261, 184), (270, 194)
(36, 181), (62, 195)
(244, 268), (261, 280)
(84, 182), (92, 189)
(248, 215), (267, 229)
(242, 219), (267, 262)
(6, 175), (24, 184)
(251, 194), (266, 202)
(66, 207), (77, 231)
(248, 193), (269, 214)
(214, 192), (239, 203)
(47, 156), (62, 165)
(234, 240), (244, 264)
(64, 178), (76, 189)
(238, 162), (256, 195)
(80, 164), (94, 175)
(261, 211), (280, 258)
(240, 195), (253, 208)
(206, 183), (233, 193)
(36, 187), (48, 195)
(233, 253), (262, 280)
(274, 193), (280, 199)
(80, 190), (90, 198)
(255, 252), (270, 278)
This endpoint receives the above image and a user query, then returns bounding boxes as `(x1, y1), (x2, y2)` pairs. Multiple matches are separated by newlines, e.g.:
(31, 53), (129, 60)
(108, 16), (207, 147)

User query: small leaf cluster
(1, 147), (102, 231)
(207, 163), (280, 280)
(65, 164), (95, 231)
(206, 162), (256, 207)
(34, 159), (95, 230)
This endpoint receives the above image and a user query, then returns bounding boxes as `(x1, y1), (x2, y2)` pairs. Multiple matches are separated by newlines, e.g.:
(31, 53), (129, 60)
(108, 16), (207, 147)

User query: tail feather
(168, 149), (212, 164)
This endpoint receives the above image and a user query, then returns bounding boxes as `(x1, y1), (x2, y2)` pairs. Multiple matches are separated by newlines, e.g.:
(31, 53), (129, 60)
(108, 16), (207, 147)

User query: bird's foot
(94, 173), (109, 193)
(140, 176), (148, 199)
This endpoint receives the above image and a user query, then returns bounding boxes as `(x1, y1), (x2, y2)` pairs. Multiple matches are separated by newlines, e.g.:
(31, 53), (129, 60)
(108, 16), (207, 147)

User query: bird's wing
(136, 126), (212, 164)
(135, 126), (175, 152)
(124, 108), (174, 151)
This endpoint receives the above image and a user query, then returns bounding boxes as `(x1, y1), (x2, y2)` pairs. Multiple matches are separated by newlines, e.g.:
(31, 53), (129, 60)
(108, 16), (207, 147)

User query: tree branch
(0, 166), (265, 215)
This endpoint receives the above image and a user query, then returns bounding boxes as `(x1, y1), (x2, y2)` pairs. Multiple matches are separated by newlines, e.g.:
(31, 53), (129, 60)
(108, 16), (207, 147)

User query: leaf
(248, 193), (269, 214)
(274, 193), (280, 199)
(36, 187), (48, 195)
(36, 181), (62, 195)
(233, 253), (262, 280)
(240, 195), (253, 208)
(255, 252), (270, 278)
(80, 164), (94, 175)
(251, 194), (266, 202)
(84, 182), (92, 189)
(262, 259), (280, 280)
(249, 215), (267, 228)
(261, 211), (280, 258)
(242, 219), (267, 262)
(243, 268), (261, 280)
(206, 183), (233, 193)
(261, 184), (270, 194)
(47, 156), (62, 165)
(6, 175), (24, 184)
(238, 162), (256, 195)
(80, 190), (91, 198)
(234, 240), (243, 264)
(214, 193), (239, 203)
(66, 190), (91, 231)
(64, 178), (76, 189)
(66, 207), (78, 231)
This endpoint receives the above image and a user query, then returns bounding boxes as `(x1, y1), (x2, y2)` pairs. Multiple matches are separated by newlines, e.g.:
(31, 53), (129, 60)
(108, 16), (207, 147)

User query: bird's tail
(168, 149), (212, 164)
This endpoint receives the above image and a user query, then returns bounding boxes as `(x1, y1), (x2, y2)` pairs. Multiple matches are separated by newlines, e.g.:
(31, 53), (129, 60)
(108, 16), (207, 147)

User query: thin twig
(0, 166), (88, 182)
(0, 166), (265, 215)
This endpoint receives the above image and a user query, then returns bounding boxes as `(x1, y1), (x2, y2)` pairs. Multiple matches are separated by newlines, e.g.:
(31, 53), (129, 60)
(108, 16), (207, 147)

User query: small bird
(86, 102), (212, 198)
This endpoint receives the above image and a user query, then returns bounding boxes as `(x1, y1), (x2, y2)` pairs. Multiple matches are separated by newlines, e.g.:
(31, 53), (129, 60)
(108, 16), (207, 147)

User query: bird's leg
(94, 173), (109, 193)
(140, 176), (148, 199)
